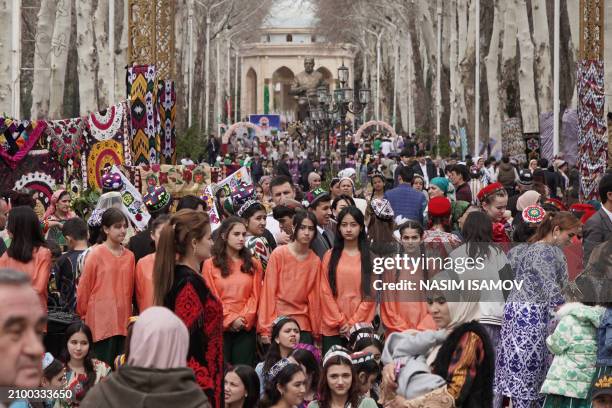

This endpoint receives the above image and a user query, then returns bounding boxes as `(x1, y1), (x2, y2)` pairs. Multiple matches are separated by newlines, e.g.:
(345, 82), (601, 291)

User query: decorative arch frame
(222, 121), (264, 144)
(354, 120), (397, 141)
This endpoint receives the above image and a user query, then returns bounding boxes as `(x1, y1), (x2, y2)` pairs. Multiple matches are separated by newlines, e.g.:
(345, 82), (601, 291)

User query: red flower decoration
(135, 213), (142, 221)
(159, 172), (169, 185)
(182, 169), (193, 183)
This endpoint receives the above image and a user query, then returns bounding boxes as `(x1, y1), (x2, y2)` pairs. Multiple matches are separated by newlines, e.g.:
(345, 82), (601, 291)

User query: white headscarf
(128, 307), (189, 369)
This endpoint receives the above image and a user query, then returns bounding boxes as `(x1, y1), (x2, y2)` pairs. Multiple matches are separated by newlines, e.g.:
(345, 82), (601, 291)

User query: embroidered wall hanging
(46, 118), (85, 167)
(85, 139), (125, 191)
(157, 79), (176, 164)
(87, 103), (125, 141)
(0, 117), (48, 169)
(577, 60), (608, 201)
(137, 164), (211, 198)
(128, 65), (160, 165)
(502, 117), (526, 163)
(524, 133), (541, 161)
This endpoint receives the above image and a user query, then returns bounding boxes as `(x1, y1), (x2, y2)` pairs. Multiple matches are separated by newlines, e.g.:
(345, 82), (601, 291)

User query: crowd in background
(1, 127), (612, 408)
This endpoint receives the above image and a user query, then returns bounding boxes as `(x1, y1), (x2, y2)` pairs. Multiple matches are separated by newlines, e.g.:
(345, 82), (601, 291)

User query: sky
(262, 0), (317, 28)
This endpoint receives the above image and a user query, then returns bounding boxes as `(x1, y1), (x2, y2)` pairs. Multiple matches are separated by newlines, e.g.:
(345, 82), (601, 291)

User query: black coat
(411, 160), (437, 181)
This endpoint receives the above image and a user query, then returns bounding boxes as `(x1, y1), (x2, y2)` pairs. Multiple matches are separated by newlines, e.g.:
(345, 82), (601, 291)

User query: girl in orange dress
(381, 220), (436, 334)
(76, 208), (135, 367)
(319, 206), (376, 355)
(134, 214), (170, 313)
(0, 206), (51, 311)
(258, 211), (321, 345)
(202, 216), (262, 366)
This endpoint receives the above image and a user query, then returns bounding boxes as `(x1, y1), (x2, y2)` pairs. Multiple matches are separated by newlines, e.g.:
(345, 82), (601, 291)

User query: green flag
(264, 84), (270, 114)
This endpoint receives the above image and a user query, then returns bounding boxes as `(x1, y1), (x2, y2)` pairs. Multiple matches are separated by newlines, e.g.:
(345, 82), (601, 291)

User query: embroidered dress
(56, 359), (110, 407)
(494, 244), (568, 406)
(245, 235), (272, 272)
(163, 264), (223, 408)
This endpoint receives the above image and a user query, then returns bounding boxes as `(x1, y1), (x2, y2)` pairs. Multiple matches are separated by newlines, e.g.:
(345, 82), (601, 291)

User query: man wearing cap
(393, 149), (413, 187)
(306, 188), (335, 259)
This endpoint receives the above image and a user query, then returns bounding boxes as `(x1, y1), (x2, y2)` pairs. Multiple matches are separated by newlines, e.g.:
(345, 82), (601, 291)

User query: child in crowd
(55, 217), (89, 313)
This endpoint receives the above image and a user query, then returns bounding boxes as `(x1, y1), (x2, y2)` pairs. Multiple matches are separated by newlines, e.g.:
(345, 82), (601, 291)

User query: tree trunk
(175, 0), (188, 131)
(530, 0), (552, 113)
(499, 0), (519, 119)
(458, 0), (475, 146)
(31, 0), (57, 119)
(485, 0), (502, 148)
(516, 0), (538, 133)
(566, 0), (579, 108)
(94, 0), (112, 108)
(115, 0), (128, 101)
(449, 0), (459, 134)
(76, 0), (98, 115)
(0, 0), (12, 114)
(48, 0), (73, 119)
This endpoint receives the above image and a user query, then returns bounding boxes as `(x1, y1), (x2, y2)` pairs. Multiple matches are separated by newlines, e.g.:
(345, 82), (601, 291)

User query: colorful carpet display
(0, 151), (64, 208)
(0, 117), (48, 169)
(46, 118), (85, 167)
(524, 133), (541, 161)
(502, 118), (526, 163)
(137, 164), (212, 198)
(82, 102), (130, 190)
(128, 65), (160, 166)
(158, 79), (177, 164)
(577, 60), (608, 201)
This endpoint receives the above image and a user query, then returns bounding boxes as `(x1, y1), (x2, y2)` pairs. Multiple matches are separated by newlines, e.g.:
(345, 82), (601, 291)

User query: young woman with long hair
(134, 214), (170, 313)
(76, 208), (135, 367)
(369, 172), (386, 201)
(350, 351), (381, 401)
(255, 316), (301, 395)
(58, 322), (110, 407)
(202, 216), (262, 367)
(239, 201), (274, 272)
(153, 209), (222, 408)
(259, 360), (306, 408)
(291, 344), (322, 407)
(319, 206), (375, 355)
(43, 189), (76, 249)
(495, 212), (582, 408)
(258, 211), (321, 346)
(225, 365), (260, 408)
(331, 195), (355, 221)
(308, 352), (378, 408)
(0, 205), (51, 310)
(381, 220), (436, 334)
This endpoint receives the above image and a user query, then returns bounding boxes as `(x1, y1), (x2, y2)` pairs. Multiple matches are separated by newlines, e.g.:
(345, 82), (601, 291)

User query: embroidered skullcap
(349, 322), (374, 338)
(350, 351), (375, 366)
(323, 349), (352, 367)
(101, 171), (123, 192)
(303, 188), (330, 209)
(293, 343), (322, 365)
(370, 198), (394, 220)
(545, 197), (567, 211)
(476, 182), (505, 202)
(370, 170), (385, 181)
(143, 185), (172, 213)
(354, 331), (382, 344)
(273, 315), (292, 328)
(522, 205), (546, 224)
(236, 199), (260, 218)
(266, 358), (292, 383)
(593, 374), (612, 398)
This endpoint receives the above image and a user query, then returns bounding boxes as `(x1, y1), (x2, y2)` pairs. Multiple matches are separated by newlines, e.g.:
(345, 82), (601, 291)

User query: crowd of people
(1, 129), (612, 408)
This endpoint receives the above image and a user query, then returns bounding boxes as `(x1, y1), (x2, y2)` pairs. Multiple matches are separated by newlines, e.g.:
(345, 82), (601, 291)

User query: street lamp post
(312, 63), (370, 169)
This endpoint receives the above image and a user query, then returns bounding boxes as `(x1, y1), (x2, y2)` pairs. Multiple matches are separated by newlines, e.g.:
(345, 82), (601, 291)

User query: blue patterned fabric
(494, 244), (568, 404)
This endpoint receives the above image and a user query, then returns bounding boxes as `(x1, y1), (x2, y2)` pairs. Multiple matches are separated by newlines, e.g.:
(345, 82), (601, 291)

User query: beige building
(239, 26), (357, 121)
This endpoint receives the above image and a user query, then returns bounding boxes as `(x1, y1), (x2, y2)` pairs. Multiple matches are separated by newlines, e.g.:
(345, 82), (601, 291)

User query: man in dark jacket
(250, 152), (264, 184)
(385, 166), (426, 225)
(306, 189), (334, 259)
(393, 149), (413, 187)
(583, 174), (612, 265)
(410, 150), (437, 187)
(449, 164), (473, 203)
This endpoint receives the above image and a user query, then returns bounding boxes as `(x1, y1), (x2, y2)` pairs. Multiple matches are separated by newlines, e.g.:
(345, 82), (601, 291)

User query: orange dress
(76, 245), (135, 342)
(257, 245), (321, 337)
(202, 257), (262, 331)
(134, 253), (155, 313)
(0, 247), (51, 311)
(319, 250), (376, 336)
(379, 261), (436, 334)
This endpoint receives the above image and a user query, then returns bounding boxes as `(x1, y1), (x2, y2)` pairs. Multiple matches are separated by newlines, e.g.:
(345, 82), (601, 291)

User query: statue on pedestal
(289, 57), (325, 121)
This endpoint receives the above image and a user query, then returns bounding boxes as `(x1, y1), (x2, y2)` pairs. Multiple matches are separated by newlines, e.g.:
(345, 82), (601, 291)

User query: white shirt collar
(602, 205), (612, 224)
